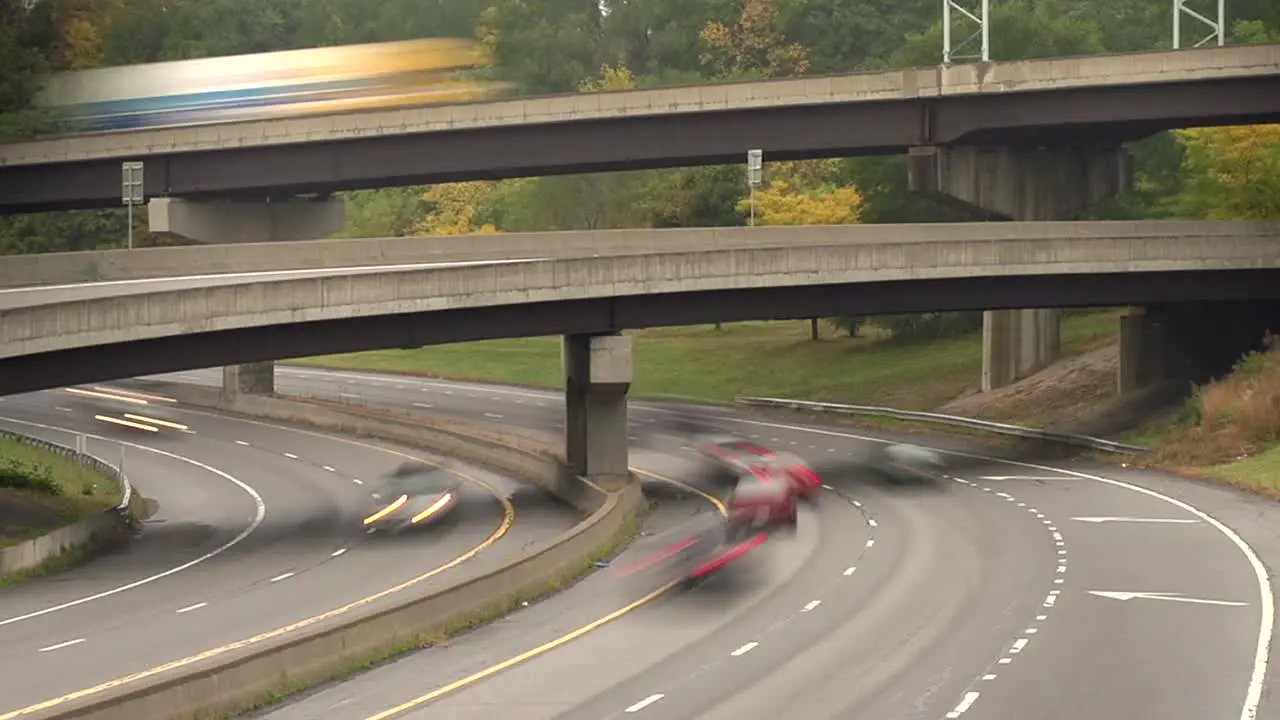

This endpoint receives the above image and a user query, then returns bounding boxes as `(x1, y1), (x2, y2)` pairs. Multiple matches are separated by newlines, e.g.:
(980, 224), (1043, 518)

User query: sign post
(121, 161), (144, 250)
(746, 149), (763, 227)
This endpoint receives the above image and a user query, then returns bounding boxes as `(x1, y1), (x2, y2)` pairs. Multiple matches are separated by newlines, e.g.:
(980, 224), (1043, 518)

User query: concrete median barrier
(28, 384), (642, 720)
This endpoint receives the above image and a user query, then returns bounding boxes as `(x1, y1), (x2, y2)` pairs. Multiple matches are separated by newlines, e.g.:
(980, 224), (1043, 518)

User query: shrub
(0, 458), (61, 496)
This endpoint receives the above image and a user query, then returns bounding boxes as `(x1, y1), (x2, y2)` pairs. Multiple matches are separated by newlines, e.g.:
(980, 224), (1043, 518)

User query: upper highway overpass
(1, 44), (1278, 214)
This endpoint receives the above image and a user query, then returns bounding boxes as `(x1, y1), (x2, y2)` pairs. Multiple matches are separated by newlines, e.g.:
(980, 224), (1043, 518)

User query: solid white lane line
(176, 602), (207, 614)
(0, 418), (267, 628)
(38, 639), (85, 653)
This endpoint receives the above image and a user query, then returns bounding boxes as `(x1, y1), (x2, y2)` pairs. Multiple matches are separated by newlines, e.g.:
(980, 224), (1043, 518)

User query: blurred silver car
(364, 461), (462, 533)
(870, 444), (948, 484)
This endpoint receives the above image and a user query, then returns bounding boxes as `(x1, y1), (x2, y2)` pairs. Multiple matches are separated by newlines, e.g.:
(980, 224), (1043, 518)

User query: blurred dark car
(363, 461), (462, 533)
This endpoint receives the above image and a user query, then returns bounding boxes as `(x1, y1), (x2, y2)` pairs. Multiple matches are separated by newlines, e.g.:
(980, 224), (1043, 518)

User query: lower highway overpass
(1, 219), (1278, 387)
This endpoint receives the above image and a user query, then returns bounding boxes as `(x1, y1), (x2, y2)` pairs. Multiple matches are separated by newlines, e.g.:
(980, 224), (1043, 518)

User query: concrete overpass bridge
(2, 221), (1278, 483)
(0, 44), (1277, 238)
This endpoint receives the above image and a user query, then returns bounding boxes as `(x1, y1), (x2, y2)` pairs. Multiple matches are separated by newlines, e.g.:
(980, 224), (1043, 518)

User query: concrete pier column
(149, 196), (345, 244)
(1117, 307), (1168, 395)
(910, 144), (1133, 390)
(221, 361), (276, 400)
(563, 333), (632, 484)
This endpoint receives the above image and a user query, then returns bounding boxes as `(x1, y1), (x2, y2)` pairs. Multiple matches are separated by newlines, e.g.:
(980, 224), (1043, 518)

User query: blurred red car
(696, 435), (822, 499)
(727, 466), (798, 537)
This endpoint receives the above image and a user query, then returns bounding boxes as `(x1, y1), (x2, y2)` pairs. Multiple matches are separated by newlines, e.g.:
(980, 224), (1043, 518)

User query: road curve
(149, 366), (1278, 720)
(0, 388), (578, 718)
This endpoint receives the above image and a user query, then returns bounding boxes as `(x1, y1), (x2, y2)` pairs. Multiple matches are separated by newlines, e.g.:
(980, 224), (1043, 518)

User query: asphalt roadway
(133, 366), (1277, 720)
(0, 258), (544, 309)
(0, 388), (578, 718)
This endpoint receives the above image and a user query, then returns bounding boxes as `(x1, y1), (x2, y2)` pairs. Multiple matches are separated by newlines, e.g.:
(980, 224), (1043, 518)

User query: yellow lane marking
(0, 409), (515, 720)
(364, 466), (725, 719)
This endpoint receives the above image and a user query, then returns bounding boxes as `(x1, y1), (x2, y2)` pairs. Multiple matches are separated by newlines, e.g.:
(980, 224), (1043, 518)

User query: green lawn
(0, 436), (121, 547)
(293, 312), (1122, 409)
(1206, 444), (1280, 495)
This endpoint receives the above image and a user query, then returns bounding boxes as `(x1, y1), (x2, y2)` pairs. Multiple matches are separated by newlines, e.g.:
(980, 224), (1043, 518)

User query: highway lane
(182, 366), (1274, 720)
(0, 390), (577, 717)
(0, 258), (544, 309)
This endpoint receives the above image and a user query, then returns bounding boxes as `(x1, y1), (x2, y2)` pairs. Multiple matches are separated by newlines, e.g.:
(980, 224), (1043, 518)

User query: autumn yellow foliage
(737, 180), (864, 226)
(412, 181), (500, 236)
(1175, 124), (1280, 220)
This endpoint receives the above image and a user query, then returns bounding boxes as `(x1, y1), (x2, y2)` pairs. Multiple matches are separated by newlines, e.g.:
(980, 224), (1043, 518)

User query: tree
(1176, 124), (1280, 220)
(699, 0), (809, 79)
(736, 179), (863, 225)
(412, 181), (501, 236)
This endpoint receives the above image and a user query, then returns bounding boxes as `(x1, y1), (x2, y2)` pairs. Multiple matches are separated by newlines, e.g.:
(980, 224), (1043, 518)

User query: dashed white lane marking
(176, 602), (207, 614)
(730, 642), (758, 657)
(483, 413), (504, 419)
(235, 440), (250, 446)
(331, 548), (348, 558)
(865, 539), (875, 548)
(945, 691), (980, 718)
(269, 572), (295, 583)
(625, 694), (664, 713)
(352, 478), (364, 485)
(1010, 638), (1029, 653)
(322, 466), (336, 472)
(283, 452), (298, 459)
(55, 406), (72, 412)
(843, 566), (857, 576)
(412, 402), (434, 409)
(802, 600), (821, 612)
(38, 638), (85, 653)
(868, 518), (878, 528)
(339, 393), (359, 399)
(982, 674), (997, 681)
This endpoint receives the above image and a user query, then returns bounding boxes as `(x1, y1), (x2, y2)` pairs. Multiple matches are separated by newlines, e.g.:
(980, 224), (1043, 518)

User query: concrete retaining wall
(0, 430), (136, 577)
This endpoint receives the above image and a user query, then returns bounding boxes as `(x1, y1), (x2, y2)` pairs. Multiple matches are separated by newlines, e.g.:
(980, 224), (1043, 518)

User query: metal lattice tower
(1173, 0), (1226, 49)
(942, 0), (990, 64)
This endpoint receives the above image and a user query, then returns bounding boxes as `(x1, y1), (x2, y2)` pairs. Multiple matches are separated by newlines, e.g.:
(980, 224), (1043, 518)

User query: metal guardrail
(0, 427), (133, 512)
(735, 396), (1150, 455)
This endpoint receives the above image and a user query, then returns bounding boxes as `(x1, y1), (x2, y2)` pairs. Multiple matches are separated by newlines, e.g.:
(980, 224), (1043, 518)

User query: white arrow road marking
(1090, 591), (1248, 607)
(1073, 516), (1199, 524)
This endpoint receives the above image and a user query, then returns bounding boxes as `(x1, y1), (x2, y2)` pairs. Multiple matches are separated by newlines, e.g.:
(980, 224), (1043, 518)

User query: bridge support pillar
(149, 196), (346, 244)
(909, 144), (1133, 391)
(563, 333), (631, 486)
(222, 361), (276, 400)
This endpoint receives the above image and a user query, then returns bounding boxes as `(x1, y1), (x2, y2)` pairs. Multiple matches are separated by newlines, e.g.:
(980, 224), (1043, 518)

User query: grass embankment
(0, 436), (120, 548)
(294, 312), (1122, 412)
(1122, 340), (1280, 495)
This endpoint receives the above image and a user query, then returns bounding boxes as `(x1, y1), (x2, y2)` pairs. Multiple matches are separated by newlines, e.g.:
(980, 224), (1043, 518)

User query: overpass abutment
(149, 197), (346, 244)
(1118, 302), (1280, 395)
(910, 144), (1133, 391)
(221, 362), (276, 400)
(563, 333), (631, 485)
